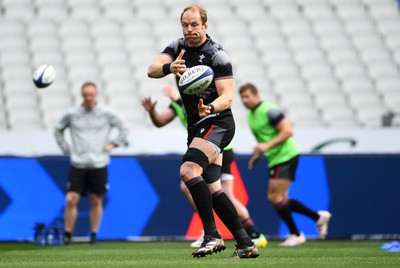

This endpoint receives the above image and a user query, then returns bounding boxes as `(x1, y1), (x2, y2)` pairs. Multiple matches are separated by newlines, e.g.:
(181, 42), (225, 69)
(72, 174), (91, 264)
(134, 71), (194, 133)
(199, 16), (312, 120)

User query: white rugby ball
(32, 64), (56, 88)
(178, 65), (214, 95)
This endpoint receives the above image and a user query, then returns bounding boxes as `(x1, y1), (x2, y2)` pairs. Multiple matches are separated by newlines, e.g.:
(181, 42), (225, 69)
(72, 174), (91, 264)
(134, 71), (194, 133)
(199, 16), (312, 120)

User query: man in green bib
(142, 85), (267, 249)
(239, 83), (331, 247)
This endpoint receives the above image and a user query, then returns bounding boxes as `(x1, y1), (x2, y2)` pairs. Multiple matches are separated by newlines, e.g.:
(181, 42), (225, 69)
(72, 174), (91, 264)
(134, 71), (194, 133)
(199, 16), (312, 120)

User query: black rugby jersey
(162, 35), (233, 127)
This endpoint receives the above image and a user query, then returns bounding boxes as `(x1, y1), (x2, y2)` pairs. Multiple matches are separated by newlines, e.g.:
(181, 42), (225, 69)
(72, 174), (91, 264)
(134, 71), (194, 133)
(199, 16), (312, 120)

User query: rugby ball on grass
(33, 64), (56, 88)
(178, 65), (214, 95)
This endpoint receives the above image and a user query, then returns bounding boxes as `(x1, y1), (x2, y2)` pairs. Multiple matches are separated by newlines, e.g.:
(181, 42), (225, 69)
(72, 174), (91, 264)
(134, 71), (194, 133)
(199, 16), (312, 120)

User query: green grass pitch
(0, 241), (399, 267)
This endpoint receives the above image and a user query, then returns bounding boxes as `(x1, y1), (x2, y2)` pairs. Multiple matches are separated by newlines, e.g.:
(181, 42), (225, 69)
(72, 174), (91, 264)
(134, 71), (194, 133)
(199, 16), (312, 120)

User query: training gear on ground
(192, 236), (226, 258)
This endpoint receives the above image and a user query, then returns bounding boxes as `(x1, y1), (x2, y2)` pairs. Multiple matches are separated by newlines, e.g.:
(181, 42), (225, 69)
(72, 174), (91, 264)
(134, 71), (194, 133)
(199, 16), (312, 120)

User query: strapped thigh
(182, 147), (209, 170)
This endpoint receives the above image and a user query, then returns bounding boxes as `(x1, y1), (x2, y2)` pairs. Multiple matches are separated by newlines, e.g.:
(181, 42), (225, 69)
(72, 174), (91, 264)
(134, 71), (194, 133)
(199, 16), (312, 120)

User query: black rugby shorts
(221, 148), (234, 174)
(269, 155), (299, 181)
(67, 166), (108, 196)
(187, 113), (235, 152)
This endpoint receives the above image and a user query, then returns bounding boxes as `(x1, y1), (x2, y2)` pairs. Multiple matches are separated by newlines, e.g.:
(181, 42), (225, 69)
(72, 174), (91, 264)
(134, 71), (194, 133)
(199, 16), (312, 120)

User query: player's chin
(184, 35), (198, 41)
(185, 33), (197, 38)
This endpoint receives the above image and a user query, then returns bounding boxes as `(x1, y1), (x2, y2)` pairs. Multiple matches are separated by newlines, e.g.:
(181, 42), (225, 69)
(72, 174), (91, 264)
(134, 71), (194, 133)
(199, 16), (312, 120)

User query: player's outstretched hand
(142, 97), (157, 112)
(171, 50), (187, 77)
(198, 99), (212, 118)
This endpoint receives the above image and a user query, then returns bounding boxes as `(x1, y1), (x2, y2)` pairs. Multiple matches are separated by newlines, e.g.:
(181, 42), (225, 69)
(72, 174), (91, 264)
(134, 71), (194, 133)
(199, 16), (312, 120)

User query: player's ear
(203, 21), (208, 31)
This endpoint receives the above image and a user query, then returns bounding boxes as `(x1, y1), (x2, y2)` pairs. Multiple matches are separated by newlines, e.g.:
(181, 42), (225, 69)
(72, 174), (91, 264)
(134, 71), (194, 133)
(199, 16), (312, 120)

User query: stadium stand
(0, 0), (399, 130)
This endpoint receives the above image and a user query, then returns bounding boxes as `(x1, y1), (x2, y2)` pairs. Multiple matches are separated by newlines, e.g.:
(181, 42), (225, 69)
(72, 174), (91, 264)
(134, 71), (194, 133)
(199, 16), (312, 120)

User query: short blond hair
(81, 82), (97, 92)
(239, 83), (259, 95)
(180, 5), (207, 25)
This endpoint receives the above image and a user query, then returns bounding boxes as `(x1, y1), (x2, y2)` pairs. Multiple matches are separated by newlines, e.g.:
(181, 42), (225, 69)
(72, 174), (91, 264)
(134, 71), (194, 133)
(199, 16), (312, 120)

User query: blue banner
(0, 154), (399, 241)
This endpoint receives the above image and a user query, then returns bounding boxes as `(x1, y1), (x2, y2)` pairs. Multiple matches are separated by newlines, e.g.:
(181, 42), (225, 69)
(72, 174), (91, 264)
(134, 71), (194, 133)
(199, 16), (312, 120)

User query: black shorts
(221, 148), (234, 175)
(187, 111), (235, 152)
(67, 166), (108, 196)
(269, 155), (299, 181)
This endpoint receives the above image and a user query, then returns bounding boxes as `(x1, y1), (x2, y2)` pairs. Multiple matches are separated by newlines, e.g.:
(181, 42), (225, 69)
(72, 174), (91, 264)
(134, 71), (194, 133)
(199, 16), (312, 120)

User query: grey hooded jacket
(54, 103), (129, 169)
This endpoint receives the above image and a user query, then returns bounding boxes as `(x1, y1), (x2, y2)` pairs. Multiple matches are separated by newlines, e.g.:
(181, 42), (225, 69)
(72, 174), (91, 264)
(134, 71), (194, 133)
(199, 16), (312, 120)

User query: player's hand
(254, 143), (270, 155)
(141, 97), (157, 112)
(105, 143), (115, 153)
(63, 145), (71, 154)
(248, 152), (261, 170)
(171, 50), (187, 77)
(163, 85), (179, 101)
(198, 99), (212, 118)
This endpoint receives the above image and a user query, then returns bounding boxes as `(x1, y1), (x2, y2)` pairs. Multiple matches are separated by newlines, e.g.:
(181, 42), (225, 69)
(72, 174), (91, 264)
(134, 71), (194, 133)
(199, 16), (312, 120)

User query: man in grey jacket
(54, 82), (129, 245)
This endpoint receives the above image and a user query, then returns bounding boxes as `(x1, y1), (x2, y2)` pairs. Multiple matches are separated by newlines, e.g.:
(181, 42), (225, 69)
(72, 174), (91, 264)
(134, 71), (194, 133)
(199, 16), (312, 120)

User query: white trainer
(279, 233), (306, 247)
(317, 211), (332, 239)
(190, 235), (204, 248)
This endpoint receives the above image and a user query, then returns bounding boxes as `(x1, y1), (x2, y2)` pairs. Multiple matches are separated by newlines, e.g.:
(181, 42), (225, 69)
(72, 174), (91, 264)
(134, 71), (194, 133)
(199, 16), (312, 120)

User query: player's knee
(181, 148), (209, 180)
(65, 199), (75, 208)
(66, 192), (79, 206)
(180, 162), (201, 181)
(202, 164), (221, 184)
(91, 194), (102, 206)
(268, 192), (281, 204)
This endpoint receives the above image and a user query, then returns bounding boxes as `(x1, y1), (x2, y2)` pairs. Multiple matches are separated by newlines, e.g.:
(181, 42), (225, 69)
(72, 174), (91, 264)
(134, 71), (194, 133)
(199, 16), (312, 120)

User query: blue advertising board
(0, 154), (399, 241)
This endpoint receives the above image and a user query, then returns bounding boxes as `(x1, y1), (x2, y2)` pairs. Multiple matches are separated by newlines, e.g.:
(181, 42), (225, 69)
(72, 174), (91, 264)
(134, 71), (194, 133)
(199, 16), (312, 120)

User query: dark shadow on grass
(0, 242), (48, 253)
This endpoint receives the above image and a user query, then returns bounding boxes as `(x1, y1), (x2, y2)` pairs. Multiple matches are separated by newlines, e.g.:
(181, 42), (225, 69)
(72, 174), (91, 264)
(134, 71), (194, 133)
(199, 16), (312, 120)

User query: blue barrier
(0, 154), (399, 241)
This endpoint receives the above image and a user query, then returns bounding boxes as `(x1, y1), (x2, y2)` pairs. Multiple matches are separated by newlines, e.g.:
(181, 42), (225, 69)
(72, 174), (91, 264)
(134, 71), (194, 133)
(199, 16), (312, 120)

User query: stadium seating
(0, 0), (399, 130)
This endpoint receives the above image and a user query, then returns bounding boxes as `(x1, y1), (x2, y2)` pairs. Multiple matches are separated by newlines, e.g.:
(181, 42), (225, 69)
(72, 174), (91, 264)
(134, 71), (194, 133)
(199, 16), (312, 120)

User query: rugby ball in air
(178, 65), (214, 95)
(32, 64), (56, 88)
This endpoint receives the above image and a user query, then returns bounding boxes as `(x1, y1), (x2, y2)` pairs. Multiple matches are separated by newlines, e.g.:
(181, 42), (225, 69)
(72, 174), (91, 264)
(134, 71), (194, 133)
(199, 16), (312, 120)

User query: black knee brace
(182, 147), (209, 170)
(203, 164), (221, 184)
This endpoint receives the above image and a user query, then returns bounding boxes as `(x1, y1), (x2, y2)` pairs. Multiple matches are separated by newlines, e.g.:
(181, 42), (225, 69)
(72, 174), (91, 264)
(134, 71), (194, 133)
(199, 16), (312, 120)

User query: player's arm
(142, 97), (176, 127)
(163, 85), (180, 102)
(54, 112), (71, 153)
(214, 78), (234, 112)
(148, 51), (186, 78)
(108, 109), (130, 148)
(198, 78), (234, 118)
(147, 54), (173, 78)
(250, 116), (293, 169)
(150, 108), (176, 128)
(198, 49), (234, 117)
(254, 117), (293, 154)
